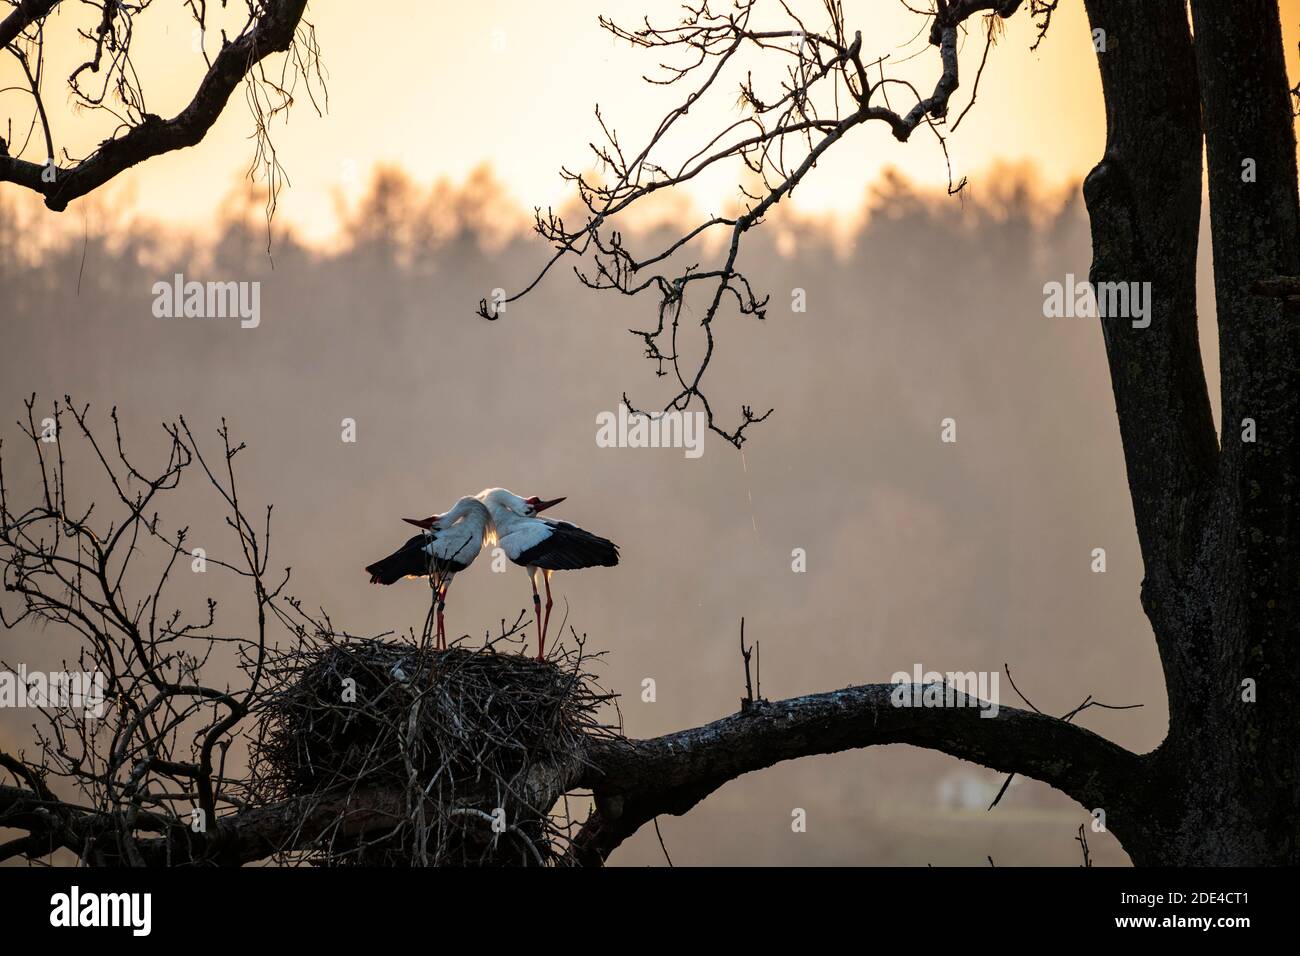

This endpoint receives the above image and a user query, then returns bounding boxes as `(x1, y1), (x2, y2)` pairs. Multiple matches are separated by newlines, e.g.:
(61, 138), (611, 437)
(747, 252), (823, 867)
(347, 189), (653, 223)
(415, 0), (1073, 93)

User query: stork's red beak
(403, 515), (439, 529)
(533, 497), (565, 514)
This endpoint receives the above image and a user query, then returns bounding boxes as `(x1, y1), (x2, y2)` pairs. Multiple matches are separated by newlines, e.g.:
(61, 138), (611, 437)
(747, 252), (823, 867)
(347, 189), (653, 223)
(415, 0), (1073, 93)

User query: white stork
(363, 495), (493, 649)
(477, 488), (619, 660)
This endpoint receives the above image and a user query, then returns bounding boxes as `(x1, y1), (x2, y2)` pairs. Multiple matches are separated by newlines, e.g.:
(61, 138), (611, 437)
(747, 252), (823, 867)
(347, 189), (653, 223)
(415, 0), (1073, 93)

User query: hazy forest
(1, 163), (1187, 865)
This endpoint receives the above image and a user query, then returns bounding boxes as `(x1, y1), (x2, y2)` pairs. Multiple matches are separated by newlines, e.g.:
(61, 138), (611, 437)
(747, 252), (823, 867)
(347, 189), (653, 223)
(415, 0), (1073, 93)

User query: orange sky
(3, 1), (1300, 240)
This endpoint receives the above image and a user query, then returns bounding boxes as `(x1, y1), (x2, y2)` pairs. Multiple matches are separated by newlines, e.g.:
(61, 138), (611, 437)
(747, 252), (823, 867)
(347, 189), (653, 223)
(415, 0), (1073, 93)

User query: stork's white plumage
(363, 495), (492, 649)
(477, 488), (619, 660)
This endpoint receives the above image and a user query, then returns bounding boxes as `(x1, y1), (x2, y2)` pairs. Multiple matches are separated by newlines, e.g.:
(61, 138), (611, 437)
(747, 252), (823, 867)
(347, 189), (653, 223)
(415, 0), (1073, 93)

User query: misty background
(1, 163), (1221, 866)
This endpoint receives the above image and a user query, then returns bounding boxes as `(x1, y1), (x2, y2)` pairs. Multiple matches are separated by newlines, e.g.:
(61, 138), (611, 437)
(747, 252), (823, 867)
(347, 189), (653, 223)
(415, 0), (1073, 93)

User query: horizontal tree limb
(570, 683), (1144, 865)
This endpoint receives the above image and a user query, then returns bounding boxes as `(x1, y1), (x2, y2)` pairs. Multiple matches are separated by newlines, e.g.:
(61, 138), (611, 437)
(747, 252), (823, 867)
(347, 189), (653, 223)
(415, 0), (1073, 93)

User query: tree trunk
(1081, 0), (1300, 864)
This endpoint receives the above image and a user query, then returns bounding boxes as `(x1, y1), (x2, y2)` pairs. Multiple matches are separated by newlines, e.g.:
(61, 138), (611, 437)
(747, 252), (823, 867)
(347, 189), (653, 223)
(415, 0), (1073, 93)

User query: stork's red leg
(530, 570), (543, 660)
(541, 571), (554, 657)
(436, 585), (446, 650)
(441, 575), (457, 650)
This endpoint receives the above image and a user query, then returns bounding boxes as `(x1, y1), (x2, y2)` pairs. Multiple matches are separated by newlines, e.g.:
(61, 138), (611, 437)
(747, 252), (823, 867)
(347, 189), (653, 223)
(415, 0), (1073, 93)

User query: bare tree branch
(481, 0), (1069, 446)
(0, 0), (59, 51)
(0, 396), (290, 865)
(568, 682), (1142, 865)
(0, 0), (320, 212)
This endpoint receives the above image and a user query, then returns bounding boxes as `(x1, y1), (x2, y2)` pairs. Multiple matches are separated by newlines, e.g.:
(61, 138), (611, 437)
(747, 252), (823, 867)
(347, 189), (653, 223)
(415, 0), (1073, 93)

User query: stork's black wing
(516, 521), (619, 570)
(364, 531), (467, 584)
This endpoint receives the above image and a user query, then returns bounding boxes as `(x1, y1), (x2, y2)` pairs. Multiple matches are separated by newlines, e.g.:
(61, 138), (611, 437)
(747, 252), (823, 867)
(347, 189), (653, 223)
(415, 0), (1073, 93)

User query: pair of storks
(364, 488), (618, 660)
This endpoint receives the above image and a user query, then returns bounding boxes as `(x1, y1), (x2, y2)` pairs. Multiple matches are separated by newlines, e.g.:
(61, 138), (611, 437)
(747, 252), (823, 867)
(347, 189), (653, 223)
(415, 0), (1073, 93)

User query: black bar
(0, 866), (1277, 940)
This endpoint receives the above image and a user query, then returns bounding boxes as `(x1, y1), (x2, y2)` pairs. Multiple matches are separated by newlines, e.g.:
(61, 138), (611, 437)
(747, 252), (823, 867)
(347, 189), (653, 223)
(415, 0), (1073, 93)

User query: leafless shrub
(0, 395), (287, 864)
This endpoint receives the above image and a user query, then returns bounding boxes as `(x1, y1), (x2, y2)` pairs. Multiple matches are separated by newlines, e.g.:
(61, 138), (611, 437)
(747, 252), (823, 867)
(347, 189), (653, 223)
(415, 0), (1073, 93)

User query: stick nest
(249, 636), (619, 866)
